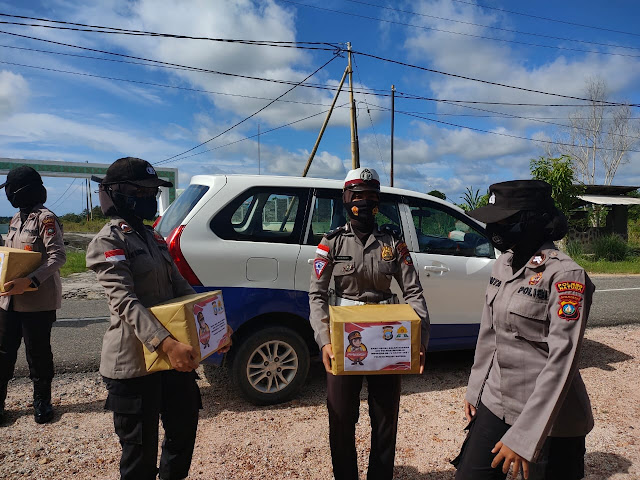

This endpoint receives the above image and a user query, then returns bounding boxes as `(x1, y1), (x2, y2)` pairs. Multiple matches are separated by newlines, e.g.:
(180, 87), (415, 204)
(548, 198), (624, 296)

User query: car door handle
(424, 265), (450, 273)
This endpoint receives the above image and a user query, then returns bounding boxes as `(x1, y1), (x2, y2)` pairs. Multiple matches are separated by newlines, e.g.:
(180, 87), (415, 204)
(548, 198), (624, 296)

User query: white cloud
(0, 70), (29, 118)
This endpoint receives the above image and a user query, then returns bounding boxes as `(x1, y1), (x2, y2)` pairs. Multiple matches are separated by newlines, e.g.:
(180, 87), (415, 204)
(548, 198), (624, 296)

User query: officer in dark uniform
(0, 166), (66, 425)
(309, 167), (430, 480)
(453, 180), (594, 480)
(86, 157), (230, 480)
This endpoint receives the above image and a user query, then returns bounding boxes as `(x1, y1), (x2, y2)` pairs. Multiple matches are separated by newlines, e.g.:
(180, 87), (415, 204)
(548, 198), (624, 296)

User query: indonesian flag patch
(314, 258), (328, 279)
(105, 249), (126, 262)
(316, 243), (330, 257)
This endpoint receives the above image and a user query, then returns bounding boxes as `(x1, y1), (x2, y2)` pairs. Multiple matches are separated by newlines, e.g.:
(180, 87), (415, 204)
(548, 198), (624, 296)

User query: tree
(530, 155), (582, 216)
(460, 186), (486, 211)
(555, 77), (639, 185)
(427, 189), (446, 200)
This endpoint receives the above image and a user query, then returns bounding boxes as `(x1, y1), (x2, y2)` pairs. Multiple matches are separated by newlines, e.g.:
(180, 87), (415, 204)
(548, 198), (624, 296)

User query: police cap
(467, 180), (554, 224)
(0, 165), (43, 190)
(343, 167), (380, 192)
(92, 157), (173, 188)
(348, 331), (362, 341)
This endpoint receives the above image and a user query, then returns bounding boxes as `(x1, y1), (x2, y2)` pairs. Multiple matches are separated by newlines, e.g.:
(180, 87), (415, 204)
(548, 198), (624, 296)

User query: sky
(1, 0), (640, 215)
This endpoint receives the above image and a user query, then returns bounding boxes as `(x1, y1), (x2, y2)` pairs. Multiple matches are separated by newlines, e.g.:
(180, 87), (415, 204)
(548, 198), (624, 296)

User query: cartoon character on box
(345, 331), (367, 366)
(196, 310), (210, 349)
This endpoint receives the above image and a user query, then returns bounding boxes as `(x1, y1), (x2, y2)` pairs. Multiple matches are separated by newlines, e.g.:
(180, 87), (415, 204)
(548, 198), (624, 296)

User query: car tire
(229, 326), (310, 405)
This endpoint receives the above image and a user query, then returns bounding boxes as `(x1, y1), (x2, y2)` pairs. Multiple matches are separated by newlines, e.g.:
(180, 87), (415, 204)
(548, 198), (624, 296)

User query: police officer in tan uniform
(309, 167), (430, 480)
(453, 180), (594, 480)
(86, 157), (230, 480)
(0, 166), (66, 424)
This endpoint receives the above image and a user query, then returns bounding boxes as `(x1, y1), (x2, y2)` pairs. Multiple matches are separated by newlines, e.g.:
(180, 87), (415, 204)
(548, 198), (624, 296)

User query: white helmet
(343, 167), (381, 192)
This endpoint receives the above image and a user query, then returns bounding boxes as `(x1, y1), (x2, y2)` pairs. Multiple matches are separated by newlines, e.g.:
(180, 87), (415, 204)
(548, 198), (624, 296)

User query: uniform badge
(403, 254), (413, 266)
(119, 222), (133, 234)
(381, 245), (393, 261)
(382, 326), (394, 341)
(558, 295), (581, 321)
(343, 263), (355, 273)
(529, 272), (543, 286)
(360, 168), (373, 181)
(24, 245), (33, 251)
(316, 243), (330, 258)
(396, 241), (409, 257)
(314, 258), (328, 279)
(530, 253), (545, 266)
(105, 249), (126, 262)
(42, 217), (56, 236)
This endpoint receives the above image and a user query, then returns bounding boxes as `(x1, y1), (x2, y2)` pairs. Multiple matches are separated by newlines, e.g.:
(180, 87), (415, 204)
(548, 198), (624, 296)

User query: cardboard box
(144, 291), (230, 372)
(330, 304), (421, 375)
(0, 246), (42, 293)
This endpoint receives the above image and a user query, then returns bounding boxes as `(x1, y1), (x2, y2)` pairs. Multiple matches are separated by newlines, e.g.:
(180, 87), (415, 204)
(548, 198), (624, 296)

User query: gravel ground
(1, 324), (638, 480)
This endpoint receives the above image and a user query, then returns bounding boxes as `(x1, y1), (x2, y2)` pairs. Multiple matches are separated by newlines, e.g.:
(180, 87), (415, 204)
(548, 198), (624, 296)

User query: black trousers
(326, 373), (402, 480)
(103, 370), (202, 480)
(0, 308), (55, 386)
(453, 402), (586, 480)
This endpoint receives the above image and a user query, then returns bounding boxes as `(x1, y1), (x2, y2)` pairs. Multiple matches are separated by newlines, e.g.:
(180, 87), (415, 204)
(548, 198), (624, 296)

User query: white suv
(155, 175), (495, 404)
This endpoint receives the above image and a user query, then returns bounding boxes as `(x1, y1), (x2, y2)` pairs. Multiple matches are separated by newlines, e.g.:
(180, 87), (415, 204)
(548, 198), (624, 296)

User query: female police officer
(309, 167), (430, 480)
(0, 166), (66, 425)
(453, 180), (594, 480)
(86, 157), (230, 480)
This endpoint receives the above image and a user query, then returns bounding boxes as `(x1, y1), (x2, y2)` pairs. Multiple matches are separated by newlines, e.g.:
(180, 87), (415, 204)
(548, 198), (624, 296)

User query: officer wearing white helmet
(308, 167), (430, 480)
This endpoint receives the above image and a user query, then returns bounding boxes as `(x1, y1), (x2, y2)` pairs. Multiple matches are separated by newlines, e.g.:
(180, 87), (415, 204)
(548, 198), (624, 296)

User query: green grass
(61, 219), (107, 233)
(575, 255), (640, 274)
(60, 251), (88, 277)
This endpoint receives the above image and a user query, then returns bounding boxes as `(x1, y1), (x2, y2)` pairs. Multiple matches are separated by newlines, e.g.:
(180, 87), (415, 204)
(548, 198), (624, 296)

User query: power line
(448, 0), (640, 38)
(5, 28), (636, 108)
(48, 178), (78, 209)
(155, 53), (340, 165)
(280, 0), (640, 59)
(342, 0), (640, 53)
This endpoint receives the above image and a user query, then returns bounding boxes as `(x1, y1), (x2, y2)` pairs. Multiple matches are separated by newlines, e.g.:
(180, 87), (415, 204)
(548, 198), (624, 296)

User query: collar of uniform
(526, 241), (558, 268)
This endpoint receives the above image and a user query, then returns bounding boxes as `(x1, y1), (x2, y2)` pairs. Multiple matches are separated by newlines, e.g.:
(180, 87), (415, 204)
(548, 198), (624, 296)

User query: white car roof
(190, 174), (471, 216)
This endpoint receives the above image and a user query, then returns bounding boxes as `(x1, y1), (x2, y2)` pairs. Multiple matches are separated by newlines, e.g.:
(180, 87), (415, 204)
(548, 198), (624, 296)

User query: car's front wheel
(230, 326), (310, 405)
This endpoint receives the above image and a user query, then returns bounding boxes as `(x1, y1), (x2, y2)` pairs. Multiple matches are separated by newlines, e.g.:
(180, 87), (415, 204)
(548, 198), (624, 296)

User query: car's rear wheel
(230, 326), (310, 405)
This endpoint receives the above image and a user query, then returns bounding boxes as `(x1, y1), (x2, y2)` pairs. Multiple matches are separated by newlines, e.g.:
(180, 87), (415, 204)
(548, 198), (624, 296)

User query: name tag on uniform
(335, 256), (352, 261)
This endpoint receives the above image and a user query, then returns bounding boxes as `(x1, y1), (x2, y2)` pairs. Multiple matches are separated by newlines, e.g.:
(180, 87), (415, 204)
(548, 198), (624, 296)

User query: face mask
(485, 221), (526, 252)
(6, 183), (44, 209)
(345, 199), (379, 224)
(110, 190), (158, 220)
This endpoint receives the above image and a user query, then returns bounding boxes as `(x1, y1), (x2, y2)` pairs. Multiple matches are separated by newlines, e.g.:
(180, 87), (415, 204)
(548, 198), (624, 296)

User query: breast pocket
(508, 298), (549, 342)
(378, 259), (398, 276)
(21, 234), (41, 252)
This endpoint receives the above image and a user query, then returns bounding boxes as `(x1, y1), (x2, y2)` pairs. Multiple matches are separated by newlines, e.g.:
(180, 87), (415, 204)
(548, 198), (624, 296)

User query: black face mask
(485, 221), (526, 252)
(345, 199), (379, 225)
(6, 183), (46, 209)
(110, 191), (158, 220)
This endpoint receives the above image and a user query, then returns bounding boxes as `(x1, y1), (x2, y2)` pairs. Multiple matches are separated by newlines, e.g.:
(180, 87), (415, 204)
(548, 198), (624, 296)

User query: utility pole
(347, 42), (359, 169)
(390, 84), (395, 187)
(258, 123), (261, 175)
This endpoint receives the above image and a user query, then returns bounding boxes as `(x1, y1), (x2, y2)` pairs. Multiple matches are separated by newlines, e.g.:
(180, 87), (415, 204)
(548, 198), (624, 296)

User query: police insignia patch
(529, 272), (543, 286)
(396, 241), (409, 257)
(558, 295), (581, 321)
(24, 245), (33, 251)
(403, 254), (413, 266)
(314, 258), (328, 279)
(530, 254), (545, 266)
(42, 217), (56, 236)
(119, 222), (133, 234)
(381, 245), (393, 261)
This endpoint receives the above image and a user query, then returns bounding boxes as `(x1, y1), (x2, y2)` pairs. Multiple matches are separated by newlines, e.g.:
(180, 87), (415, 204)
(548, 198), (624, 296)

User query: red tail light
(166, 225), (202, 286)
(153, 216), (162, 229)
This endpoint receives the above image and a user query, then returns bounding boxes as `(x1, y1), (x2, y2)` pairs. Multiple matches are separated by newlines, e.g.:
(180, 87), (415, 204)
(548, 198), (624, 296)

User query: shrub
(592, 234), (629, 262)
(566, 240), (584, 259)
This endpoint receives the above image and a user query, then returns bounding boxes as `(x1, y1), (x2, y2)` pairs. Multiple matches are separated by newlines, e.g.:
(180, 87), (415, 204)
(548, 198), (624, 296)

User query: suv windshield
(156, 184), (209, 237)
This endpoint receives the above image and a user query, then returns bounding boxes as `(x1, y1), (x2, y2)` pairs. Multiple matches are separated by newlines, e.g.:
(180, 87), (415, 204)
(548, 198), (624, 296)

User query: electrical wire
(342, 0), (640, 52)
(155, 53), (340, 165)
(279, 0), (640, 59)
(48, 178), (78, 209)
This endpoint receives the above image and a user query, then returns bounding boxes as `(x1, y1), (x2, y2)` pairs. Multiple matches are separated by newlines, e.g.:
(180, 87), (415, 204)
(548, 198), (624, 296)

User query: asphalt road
(11, 275), (640, 377)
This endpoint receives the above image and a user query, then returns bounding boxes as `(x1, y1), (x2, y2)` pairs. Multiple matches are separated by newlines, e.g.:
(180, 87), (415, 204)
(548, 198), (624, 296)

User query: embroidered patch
(24, 245), (33, 251)
(105, 249), (126, 262)
(342, 263), (355, 273)
(316, 243), (330, 258)
(529, 272), (543, 286)
(403, 254), (413, 266)
(555, 281), (586, 294)
(314, 258), (328, 279)
(517, 286), (549, 301)
(42, 217), (56, 236)
(381, 245), (394, 261)
(119, 222), (133, 234)
(396, 241), (409, 257)
(557, 294), (582, 321)
(530, 253), (545, 266)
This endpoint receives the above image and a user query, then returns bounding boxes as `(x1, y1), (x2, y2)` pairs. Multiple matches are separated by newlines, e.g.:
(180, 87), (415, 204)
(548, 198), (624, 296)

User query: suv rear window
(156, 184), (209, 237)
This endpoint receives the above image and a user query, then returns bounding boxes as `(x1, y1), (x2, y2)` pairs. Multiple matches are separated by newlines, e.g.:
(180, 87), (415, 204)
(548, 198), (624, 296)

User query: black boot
(33, 381), (54, 424)
(0, 383), (6, 425)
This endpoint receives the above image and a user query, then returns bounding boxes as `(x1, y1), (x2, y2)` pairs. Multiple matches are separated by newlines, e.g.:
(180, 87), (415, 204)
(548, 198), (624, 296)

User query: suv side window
(212, 187), (309, 244)
(306, 189), (403, 245)
(408, 199), (493, 258)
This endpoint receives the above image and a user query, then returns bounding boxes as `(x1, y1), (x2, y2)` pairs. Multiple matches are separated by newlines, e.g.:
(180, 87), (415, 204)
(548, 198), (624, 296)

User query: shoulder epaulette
(325, 225), (347, 240)
(380, 224), (403, 240)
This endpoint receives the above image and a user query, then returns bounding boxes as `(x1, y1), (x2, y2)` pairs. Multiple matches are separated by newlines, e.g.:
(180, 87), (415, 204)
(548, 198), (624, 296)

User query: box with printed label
(0, 246), (42, 293)
(144, 291), (230, 372)
(329, 304), (421, 375)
